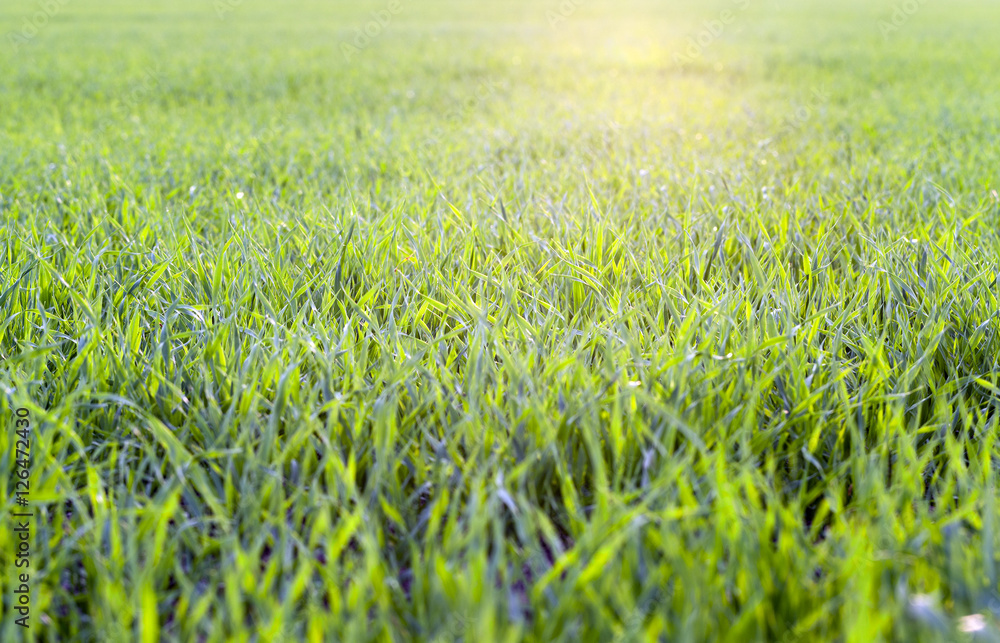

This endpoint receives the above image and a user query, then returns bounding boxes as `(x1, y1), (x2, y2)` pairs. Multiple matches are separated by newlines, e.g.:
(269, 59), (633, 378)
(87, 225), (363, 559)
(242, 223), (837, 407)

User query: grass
(2, 0), (1000, 640)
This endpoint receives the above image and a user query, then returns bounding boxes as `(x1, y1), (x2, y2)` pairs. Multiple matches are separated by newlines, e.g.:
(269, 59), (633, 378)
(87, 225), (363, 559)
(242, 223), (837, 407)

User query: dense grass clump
(2, 0), (1000, 640)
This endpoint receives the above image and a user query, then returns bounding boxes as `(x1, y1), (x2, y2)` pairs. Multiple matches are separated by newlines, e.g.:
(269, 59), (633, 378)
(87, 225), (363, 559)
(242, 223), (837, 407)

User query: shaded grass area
(2, 0), (1000, 640)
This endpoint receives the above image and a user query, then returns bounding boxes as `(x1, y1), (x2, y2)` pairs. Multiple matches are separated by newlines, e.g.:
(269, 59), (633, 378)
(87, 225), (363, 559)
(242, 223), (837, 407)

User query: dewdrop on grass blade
(958, 614), (986, 633)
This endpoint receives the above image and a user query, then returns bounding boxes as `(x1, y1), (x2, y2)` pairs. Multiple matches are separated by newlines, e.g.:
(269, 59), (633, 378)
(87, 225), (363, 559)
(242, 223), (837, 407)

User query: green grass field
(2, 0), (1000, 640)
